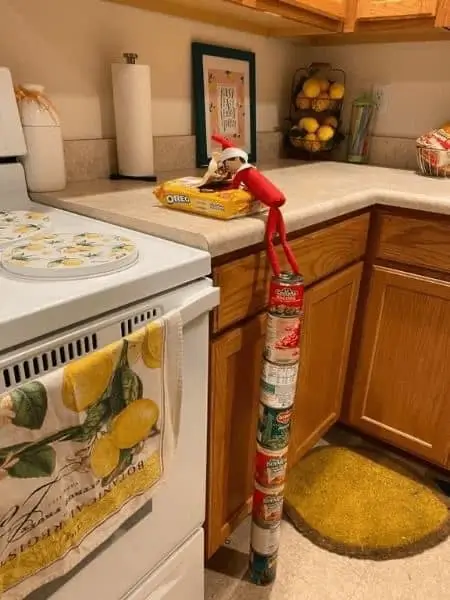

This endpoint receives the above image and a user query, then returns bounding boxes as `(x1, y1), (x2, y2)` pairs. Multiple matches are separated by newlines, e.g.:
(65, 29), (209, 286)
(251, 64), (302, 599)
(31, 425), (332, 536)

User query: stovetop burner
(1, 231), (139, 279)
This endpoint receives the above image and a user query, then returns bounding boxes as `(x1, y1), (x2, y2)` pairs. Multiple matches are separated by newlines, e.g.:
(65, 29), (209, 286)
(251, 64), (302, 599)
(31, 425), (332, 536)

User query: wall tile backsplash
(64, 132), (418, 182)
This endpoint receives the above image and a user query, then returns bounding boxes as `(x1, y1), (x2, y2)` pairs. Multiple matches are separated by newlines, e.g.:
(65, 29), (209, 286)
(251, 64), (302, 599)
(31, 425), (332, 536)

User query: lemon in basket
(302, 78), (321, 99)
(317, 125), (335, 143)
(111, 398), (160, 449)
(329, 82), (345, 100)
(312, 92), (331, 113)
(299, 117), (319, 134)
(303, 133), (321, 153)
(90, 434), (120, 478)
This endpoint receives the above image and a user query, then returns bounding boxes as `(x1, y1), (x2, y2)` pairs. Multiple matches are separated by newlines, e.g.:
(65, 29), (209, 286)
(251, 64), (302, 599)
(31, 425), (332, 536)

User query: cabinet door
(206, 313), (266, 558)
(349, 266), (450, 467)
(281, 0), (346, 19)
(357, 0), (437, 19)
(288, 262), (363, 467)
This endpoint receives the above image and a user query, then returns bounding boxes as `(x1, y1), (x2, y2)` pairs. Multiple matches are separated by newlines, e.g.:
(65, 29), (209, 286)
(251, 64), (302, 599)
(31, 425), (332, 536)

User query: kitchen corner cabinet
(348, 265), (450, 467)
(288, 262), (363, 467)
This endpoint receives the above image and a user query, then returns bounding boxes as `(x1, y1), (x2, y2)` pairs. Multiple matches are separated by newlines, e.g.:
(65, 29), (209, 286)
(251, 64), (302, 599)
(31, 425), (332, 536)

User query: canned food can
(250, 520), (281, 556)
(249, 548), (278, 586)
(260, 359), (298, 409)
(257, 403), (292, 450)
(264, 313), (302, 365)
(252, 481), (284, 526)
(269, 271), (304, 317)
(255, 443), (288, 487)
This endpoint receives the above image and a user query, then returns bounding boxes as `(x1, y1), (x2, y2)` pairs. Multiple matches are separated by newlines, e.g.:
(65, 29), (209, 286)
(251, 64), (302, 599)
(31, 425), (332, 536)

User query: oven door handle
(178, 286), (220, 326)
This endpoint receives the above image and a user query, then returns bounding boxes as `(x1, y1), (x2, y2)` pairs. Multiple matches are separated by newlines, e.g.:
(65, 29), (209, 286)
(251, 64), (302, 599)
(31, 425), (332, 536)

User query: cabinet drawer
(213, 213), (369, 333)
(376, 213), (450, 273)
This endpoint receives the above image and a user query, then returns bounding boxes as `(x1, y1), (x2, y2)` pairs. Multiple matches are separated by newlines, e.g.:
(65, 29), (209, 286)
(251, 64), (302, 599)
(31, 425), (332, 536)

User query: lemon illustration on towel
(62, 351), (115, 412)
(142, 322), (163, 369)
(90, 434), (120, 478)
(111, 398), (159, 449)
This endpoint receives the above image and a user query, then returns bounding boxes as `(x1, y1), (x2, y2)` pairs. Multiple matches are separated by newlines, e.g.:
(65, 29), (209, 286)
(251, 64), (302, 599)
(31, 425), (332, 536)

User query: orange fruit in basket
(303, 133), (321, 153)
(295, 92), (311, 110)
(312, 92), (331, 113)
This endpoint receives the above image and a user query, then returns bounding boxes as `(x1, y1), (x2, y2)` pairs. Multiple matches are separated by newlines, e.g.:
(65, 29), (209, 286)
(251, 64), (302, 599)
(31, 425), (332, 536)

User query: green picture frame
(192, 42), (256, 168)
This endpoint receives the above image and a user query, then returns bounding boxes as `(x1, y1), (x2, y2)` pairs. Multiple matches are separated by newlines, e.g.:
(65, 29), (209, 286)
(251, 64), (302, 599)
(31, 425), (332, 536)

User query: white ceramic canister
(17, 84), (66, 192)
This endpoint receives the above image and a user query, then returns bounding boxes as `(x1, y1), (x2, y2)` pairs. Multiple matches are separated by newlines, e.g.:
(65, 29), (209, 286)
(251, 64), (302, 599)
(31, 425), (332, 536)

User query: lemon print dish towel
(0, 310), (183, 599)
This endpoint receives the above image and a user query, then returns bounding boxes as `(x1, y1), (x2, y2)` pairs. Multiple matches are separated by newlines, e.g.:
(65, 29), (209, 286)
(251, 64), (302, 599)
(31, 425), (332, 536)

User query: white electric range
(0, 66), (218, 600)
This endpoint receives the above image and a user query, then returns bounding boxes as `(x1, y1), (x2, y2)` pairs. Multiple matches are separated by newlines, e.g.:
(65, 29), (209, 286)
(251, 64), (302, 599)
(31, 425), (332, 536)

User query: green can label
(257, 403), (292, 450)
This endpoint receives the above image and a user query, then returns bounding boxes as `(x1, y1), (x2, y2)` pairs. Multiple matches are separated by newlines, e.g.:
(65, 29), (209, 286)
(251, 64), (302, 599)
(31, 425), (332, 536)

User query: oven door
(0, 278), (218, 600)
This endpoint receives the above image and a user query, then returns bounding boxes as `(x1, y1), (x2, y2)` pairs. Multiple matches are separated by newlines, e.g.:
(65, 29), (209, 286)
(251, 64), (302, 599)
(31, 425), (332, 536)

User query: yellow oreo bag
(153, 176), (263, 220)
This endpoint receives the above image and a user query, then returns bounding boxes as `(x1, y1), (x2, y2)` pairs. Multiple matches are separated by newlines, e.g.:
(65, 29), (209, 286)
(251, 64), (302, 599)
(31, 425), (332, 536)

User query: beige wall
(306, 41), (450, 139)
(0, 0), (299, 140)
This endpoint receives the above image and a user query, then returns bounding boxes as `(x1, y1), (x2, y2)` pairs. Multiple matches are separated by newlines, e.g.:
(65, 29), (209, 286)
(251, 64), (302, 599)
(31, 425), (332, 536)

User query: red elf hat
(212, 134), (248, 162)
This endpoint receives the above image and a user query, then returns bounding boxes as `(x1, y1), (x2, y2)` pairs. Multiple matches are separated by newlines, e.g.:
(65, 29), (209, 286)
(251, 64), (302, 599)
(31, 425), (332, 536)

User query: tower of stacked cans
(249, 271), (304, 586)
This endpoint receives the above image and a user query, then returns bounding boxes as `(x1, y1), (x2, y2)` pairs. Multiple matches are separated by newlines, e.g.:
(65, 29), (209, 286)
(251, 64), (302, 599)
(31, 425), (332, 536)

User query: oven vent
(120, 307), (161, 337)
(2, 333), (98, 391)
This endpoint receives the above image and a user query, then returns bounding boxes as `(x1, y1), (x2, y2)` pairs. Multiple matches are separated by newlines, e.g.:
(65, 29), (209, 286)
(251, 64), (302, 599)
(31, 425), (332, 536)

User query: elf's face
(223, 157), (244, 174)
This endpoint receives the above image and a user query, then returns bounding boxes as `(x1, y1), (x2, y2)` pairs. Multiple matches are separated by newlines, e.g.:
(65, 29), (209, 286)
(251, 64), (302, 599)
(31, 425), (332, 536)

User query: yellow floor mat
(284, 446), (449, 559)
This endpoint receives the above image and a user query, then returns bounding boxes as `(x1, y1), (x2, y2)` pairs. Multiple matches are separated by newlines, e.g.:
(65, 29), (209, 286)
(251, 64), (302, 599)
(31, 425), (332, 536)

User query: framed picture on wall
(192, 42), (256, 167)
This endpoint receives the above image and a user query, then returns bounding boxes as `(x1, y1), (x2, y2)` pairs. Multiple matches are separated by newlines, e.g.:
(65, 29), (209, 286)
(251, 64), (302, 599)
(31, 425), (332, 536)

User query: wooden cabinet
(348, 265), (450, 467)
(356, 0), (438, 20)
(207, 257), (364, 558)
(281, 0), (346, 19)
(206, 313), (266, 558)
(289, 262), (363, 466)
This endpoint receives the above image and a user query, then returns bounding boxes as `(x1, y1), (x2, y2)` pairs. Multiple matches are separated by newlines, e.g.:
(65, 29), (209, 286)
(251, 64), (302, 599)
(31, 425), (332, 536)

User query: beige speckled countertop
(35, 162), (450, 258)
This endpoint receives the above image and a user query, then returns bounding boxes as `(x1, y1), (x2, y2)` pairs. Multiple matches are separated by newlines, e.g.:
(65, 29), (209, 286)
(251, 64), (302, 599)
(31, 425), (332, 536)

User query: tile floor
(206, 429), (450, 600)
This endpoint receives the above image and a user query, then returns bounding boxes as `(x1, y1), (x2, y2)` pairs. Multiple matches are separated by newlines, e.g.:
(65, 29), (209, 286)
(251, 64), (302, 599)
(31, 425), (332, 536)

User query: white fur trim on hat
(221, 147), (248, 162)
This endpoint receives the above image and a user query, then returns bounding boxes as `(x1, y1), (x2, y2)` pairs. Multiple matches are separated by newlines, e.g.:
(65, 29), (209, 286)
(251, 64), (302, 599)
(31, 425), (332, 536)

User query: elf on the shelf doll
(212, 134), (299, 276)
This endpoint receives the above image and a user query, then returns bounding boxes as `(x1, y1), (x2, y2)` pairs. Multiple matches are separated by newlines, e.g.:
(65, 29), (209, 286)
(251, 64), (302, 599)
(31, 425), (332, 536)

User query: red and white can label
(250, 520), (281, 556)
(269, 276), (304, 317)
(252, 482), (284, 526)
(264, 314), (302, 364)
(255, 443), (288, 487)
(260, 359), (298, 409)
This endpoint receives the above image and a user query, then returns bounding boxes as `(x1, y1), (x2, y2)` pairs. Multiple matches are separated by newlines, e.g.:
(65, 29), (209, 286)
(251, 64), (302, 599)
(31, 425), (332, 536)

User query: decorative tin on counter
(255, 443), (288, 488)
(249, 548), (278, 586)
(260, 359), (298, 409)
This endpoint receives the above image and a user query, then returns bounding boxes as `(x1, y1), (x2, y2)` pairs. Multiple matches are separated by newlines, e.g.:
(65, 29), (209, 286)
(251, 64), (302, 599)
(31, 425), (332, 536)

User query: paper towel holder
(110, 51), (157, 183)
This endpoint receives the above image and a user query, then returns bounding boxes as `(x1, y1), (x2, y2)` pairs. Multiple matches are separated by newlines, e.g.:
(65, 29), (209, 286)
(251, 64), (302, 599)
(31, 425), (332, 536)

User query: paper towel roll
(112, 60), (154, 177)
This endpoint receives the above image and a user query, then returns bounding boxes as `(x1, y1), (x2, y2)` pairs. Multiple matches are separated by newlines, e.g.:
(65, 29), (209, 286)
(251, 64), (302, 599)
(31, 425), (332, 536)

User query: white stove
(0, 66), (218, 600)
(0, 160), (211, 354)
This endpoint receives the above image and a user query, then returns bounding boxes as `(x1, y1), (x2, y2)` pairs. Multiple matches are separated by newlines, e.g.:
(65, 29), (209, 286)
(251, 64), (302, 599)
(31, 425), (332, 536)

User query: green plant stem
(0, 425), (83, 462)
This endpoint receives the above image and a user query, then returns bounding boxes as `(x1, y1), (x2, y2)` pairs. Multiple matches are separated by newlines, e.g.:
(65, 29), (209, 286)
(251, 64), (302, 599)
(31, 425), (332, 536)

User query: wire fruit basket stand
(284, 62), (346, 160)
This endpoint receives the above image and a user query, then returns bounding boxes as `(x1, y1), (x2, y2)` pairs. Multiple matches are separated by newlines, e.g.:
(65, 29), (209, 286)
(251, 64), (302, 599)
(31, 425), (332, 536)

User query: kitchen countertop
(35, 162), (450, 258)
